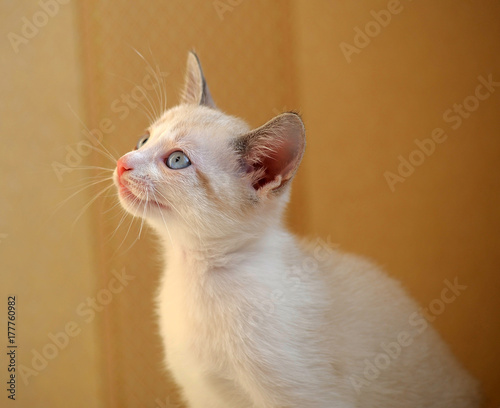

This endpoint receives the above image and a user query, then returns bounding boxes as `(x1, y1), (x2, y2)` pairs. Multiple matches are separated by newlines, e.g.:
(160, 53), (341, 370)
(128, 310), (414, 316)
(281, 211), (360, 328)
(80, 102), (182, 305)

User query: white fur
(113, 53), (482, 407)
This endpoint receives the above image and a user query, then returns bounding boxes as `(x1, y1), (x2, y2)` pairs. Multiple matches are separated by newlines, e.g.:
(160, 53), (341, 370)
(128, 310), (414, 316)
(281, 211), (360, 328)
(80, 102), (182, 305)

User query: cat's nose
(117, 157), (133, 178)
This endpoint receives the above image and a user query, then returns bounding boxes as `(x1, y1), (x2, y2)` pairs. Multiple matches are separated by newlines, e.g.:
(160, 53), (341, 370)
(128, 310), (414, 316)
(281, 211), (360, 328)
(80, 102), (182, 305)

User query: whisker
(148, 45), (168, 114)
(68, 174), (114, 190)
(131, 47), (162, 121)
(157, 186), (204, 242)
(118, 190), (151, 255)
(66, 103), (119, 164)
(151, 189), (173, 246)
(152, 186), (202, 242)
(131, 45), (168, 122)
(71, 183), (115, 229)
(79, 142), (119, 165)
(106, 70), (158, 125)
(112, 189), (145, 257)
(102, 197), (125, 215)
(150, 59), (167, 117)
(68, 166), (114, 172)
(52, 177), (114, 218)
(138, 191), (148, 239)
(107, 200), (132, 242)
(72, 172), (113, 182)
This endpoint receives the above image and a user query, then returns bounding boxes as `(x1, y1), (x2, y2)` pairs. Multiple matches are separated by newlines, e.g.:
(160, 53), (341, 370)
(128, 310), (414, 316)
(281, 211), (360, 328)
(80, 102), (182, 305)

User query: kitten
(113, 52), (482, 408)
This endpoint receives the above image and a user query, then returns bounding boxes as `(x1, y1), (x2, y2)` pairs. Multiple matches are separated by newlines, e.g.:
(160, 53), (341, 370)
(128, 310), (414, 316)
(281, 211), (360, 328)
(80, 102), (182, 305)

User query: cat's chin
(118, 184), (170, 215)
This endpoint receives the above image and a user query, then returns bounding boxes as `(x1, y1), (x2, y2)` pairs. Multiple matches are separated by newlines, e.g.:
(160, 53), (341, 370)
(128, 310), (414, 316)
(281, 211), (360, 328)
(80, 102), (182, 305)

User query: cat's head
(113, 52), (305, 247)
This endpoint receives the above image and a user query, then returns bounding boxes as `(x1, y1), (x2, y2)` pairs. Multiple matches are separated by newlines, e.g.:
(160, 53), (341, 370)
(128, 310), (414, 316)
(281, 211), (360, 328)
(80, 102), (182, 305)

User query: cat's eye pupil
(166, 151), (191, 169)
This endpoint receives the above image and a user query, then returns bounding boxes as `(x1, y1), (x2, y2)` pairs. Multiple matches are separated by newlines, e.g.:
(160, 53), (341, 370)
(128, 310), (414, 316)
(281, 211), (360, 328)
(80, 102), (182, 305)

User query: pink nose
(117, 157), (133, 179)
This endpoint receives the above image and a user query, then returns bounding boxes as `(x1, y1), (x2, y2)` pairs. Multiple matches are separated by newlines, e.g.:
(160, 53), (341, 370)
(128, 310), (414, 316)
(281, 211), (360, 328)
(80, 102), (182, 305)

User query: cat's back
(299, 240), (482, 407)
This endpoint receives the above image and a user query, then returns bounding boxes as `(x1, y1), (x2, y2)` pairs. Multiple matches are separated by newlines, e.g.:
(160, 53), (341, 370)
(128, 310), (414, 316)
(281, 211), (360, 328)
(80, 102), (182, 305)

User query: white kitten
(113, 52), (482, 407)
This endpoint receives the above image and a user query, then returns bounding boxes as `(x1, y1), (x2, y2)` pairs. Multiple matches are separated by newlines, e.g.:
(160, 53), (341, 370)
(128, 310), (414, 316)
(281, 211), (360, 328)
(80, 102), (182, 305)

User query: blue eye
(166, 151), (191, 169)
(135, 134), (149, 150)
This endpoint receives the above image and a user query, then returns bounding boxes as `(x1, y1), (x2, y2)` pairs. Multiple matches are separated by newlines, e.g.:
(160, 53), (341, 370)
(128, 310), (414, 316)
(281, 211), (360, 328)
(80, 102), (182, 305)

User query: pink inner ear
(248, 118), (304, 191)
(252, 142), (299, 190)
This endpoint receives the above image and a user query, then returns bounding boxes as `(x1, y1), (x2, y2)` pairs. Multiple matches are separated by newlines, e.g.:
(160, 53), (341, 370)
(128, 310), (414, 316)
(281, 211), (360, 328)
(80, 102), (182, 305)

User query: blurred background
(1, 1), (499, 407)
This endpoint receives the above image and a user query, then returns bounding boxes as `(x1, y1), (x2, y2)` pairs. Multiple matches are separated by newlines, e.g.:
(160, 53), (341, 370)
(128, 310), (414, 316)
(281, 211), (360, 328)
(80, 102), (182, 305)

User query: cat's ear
(180, 51), (216, 108)
(237, 112), (305, 197)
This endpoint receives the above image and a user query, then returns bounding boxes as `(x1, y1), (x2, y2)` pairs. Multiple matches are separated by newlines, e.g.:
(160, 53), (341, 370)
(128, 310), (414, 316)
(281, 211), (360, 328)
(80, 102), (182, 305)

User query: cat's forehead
(149, 105), (249, 144)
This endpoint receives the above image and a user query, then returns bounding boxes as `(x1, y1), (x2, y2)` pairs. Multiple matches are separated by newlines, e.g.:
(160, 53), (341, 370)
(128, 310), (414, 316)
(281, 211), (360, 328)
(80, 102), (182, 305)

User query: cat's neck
(160, 222), (289, 273)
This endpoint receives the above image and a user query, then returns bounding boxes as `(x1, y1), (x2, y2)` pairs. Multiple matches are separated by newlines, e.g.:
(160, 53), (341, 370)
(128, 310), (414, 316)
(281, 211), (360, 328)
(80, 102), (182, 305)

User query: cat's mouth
(118, 181), (169, 212)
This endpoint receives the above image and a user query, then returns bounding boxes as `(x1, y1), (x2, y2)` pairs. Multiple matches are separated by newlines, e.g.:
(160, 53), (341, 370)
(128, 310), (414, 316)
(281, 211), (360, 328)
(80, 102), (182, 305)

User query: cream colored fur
(113, 52), (482, 407)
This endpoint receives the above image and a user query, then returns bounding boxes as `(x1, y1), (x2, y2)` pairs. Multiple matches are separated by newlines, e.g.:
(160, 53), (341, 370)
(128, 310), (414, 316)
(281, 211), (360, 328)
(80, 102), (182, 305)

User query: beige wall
(1, 1), (104, 407)
(2, 1), (499, 407)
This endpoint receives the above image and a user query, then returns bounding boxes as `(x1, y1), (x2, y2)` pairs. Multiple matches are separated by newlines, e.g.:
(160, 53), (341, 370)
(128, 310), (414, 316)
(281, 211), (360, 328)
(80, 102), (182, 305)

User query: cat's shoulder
(296, 236), (408, 294)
